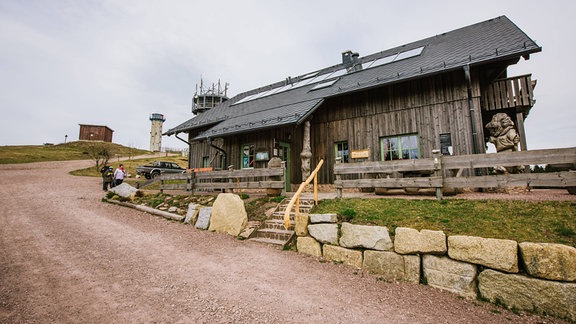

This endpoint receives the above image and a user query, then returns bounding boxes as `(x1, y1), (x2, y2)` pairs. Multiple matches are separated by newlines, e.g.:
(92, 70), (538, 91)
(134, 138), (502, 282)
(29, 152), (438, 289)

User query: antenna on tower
(192, 78), (229, 115)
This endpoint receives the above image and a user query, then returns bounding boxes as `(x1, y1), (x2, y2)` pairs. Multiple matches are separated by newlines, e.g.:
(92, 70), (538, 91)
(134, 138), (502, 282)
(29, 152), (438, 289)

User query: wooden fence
(142, 167), (286, 194)
(334, 147), (576, 199)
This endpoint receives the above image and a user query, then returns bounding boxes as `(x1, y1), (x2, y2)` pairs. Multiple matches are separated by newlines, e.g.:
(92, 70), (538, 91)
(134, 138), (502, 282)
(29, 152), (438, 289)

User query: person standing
(100, 163), (114, 191)
(114, 163), (127, 186)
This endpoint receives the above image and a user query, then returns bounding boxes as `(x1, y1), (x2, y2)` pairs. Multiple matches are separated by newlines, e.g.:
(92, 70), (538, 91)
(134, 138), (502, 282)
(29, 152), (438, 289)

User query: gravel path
(0, 160), (567, 323)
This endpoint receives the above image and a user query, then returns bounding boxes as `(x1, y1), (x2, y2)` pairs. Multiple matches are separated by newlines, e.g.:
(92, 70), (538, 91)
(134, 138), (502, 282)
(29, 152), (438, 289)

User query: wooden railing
(482, 74), (534, 111)
(141, 167), (286, 194)
(283, 159), (324, 230)
(335, 148), (576, 200)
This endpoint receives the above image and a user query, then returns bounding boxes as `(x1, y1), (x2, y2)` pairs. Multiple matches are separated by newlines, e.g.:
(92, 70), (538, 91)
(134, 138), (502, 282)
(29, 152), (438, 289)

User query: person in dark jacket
(100, 163), (114, 191)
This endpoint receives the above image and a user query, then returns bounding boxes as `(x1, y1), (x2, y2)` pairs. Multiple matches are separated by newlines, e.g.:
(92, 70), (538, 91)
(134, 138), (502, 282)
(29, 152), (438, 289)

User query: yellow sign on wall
(351, 149), (370, 159)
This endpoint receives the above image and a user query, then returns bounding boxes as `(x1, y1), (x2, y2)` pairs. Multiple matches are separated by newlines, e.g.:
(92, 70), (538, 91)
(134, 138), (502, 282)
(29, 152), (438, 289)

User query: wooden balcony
(482, 74), (535, 112)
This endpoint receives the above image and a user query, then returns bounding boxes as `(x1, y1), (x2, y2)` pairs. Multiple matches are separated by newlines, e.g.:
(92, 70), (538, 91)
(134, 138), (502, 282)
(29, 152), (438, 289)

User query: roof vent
(342, 50), (362, 72)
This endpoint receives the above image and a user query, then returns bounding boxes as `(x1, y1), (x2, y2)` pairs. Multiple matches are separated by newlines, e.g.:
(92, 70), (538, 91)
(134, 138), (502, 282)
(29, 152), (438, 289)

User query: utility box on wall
(78, 124), (114, 142)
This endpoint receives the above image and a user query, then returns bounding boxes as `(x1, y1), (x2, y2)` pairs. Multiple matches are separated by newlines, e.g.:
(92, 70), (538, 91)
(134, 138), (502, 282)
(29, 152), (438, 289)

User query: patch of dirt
(0, 160), (568, 323)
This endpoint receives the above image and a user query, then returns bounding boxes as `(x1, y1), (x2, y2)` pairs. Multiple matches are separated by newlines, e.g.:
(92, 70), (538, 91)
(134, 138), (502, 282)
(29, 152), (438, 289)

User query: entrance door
(278, 142), (291, 192)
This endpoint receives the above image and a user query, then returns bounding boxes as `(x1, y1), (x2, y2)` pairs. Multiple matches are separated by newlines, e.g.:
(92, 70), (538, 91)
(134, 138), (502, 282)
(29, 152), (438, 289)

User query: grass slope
(312, 198), (576, 247)
(0, 141), (149, 164)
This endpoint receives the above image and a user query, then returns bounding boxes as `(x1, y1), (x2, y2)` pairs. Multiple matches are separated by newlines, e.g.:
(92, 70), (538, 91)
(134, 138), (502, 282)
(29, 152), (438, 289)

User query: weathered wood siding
(188, 126), (303, 185)
(78, 125), (114, 142)
(311, 70), (485, 183)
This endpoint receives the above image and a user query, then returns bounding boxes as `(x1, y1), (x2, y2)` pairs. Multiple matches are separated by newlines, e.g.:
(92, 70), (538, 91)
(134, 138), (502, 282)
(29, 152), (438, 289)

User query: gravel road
(0, 160), (566, 323)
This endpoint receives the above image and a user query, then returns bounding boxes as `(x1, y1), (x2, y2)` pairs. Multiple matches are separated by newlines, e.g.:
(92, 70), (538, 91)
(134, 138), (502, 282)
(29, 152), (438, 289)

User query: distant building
(149, 113), (166, 152)
(78, 124), (114, 142)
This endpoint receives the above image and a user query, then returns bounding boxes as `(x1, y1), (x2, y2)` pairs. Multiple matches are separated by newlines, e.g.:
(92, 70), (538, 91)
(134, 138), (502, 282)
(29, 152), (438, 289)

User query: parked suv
(136, 161), (186, 179)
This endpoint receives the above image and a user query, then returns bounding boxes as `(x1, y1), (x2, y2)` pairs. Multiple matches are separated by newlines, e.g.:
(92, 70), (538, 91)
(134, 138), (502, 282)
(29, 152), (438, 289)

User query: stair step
(263, 220), (294, 229)
(253, 229), (294, 241)
(249, 237), (287, 246)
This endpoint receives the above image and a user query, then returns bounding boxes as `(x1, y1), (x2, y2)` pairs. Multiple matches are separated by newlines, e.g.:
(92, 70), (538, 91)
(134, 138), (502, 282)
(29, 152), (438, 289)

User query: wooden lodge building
(165, 16), (541, 190)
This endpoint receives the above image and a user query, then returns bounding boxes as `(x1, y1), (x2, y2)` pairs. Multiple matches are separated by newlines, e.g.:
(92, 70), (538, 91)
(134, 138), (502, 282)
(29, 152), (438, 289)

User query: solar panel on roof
(310, 79), (338, 91)
(394, 46), (424, 61)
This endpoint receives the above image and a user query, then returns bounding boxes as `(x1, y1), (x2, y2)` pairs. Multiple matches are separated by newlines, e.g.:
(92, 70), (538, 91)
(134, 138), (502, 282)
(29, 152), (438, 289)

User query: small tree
(86, 142), (113, 171)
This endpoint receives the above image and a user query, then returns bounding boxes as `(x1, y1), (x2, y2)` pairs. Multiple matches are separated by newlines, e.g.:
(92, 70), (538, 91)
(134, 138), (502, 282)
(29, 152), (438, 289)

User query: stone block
(195, 207), (212, 230)
(294, 214), (309, 237)
(323, 245), (363, 268)
(363, 250), (420, 283)
(423, 255), (477, 298)
(478, 269), (576, 322)
(308, 223), (338, 245)
(519, 242), (576, 282)
(109, 183), (138, 198)
(448, 235), (518, 273)
(184, 203), (200, 224)
(339, 222), (393, 251)
(394, 227), (446, 255)
(309, 213), (338, 223)
(208, 193), (247, 236)
(297, 237), (322, 258)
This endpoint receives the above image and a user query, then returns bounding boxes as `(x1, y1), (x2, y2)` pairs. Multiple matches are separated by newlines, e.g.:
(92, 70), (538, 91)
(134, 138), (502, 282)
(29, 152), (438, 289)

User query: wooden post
(432, 149), (443, 201)
(314, 173), (318, 205)
(300, 120), (312, 181)
(228, 165), (234, 193)
(336, 173), (342, 199)
(281, 161), (286, 196)
(515, 111), (530, 173)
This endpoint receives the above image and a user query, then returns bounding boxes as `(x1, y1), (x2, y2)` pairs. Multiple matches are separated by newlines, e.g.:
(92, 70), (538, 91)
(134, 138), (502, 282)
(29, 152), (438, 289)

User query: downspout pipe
(174, 133), (192, 169)
(463, 64), (479, 155)
(208, 137), (227, 169)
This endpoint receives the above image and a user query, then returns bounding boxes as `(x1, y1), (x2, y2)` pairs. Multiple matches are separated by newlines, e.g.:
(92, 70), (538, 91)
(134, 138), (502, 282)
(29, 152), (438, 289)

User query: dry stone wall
(295, 213), (576, 322)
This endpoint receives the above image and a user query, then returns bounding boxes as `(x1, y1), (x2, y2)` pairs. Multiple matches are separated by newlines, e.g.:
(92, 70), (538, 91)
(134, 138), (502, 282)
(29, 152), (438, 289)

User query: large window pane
(380, 134), (419, 161)
(242, 144), (255, 168)
(335, 141), (349, 163)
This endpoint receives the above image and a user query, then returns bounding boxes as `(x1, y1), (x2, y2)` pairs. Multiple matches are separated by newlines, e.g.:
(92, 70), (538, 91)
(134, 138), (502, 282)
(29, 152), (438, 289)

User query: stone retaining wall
(296, 214), (576, 322)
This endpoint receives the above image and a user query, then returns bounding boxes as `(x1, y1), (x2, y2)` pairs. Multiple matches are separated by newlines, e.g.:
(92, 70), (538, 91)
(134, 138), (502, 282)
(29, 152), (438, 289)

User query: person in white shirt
(113, 164), (127, 186)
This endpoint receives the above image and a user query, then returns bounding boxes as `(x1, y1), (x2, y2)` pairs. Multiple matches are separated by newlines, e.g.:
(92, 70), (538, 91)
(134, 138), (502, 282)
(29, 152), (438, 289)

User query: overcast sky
(1, 0), (574, 151)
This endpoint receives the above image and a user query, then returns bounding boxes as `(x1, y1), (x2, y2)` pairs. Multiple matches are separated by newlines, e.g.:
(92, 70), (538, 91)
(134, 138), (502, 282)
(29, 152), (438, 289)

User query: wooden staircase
(249, 198), (315, 247)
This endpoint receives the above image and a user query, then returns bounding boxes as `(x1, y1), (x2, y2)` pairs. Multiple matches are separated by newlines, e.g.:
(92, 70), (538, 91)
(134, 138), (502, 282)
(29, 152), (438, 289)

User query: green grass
(0, 141), (149, 164)
(311, 198), (576, 247)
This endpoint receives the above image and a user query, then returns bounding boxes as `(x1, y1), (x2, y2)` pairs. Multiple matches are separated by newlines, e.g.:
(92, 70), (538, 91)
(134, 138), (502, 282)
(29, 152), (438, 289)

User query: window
(335, 141), (349, 163)
(202, 156), (210, 168)
(380, 134), (419, 161)
(241, 144), (255, 168)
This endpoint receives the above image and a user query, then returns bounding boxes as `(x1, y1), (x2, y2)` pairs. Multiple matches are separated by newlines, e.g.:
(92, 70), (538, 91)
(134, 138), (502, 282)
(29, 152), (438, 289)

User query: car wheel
(151, 171), (160, 179)
(145, 174), (151, 179)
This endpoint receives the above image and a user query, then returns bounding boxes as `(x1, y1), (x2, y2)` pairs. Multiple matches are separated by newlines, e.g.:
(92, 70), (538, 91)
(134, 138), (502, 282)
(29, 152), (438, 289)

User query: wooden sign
(351, 149), (370, 159)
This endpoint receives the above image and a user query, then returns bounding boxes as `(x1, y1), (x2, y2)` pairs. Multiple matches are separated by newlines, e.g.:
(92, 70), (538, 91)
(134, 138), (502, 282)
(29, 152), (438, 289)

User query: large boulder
(394, 227), (446, 255)
(109, 183), (138, 198)
(208, 193), (247, 236)
(339, 223), (393, 251)
(363, 250), (420, 283)
(448, 235), (518, 273)
(519, 242), (576, 282)
(308, 223), (338, 245)
(478, 269), (576, 322)
(423, 255), (477, 298)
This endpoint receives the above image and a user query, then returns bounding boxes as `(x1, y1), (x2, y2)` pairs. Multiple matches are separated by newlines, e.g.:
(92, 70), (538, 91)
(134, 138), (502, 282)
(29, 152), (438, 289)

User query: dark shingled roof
(165, 16), (541, 140)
